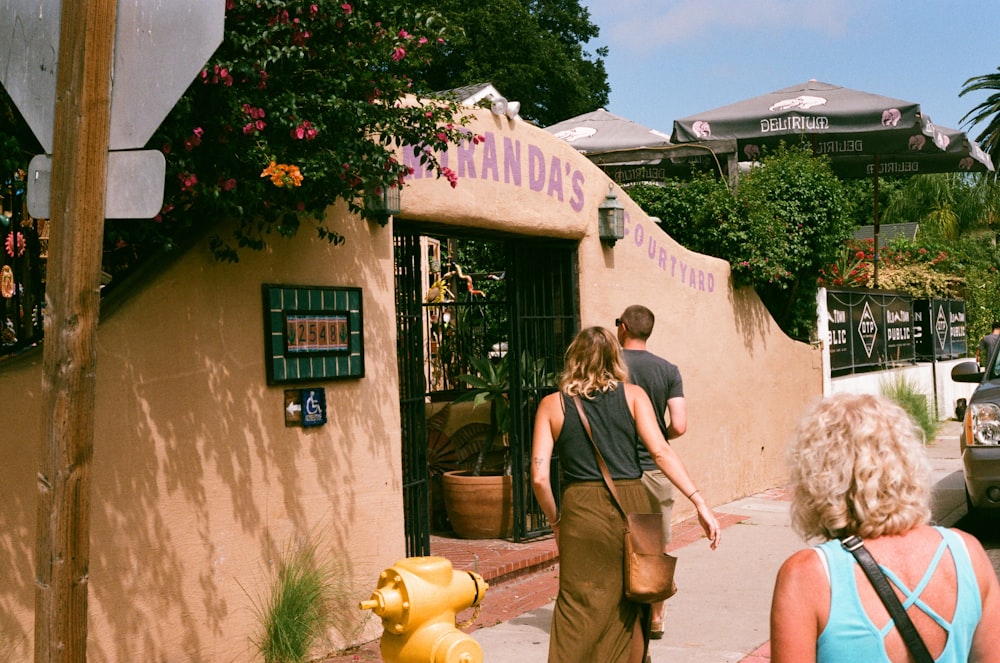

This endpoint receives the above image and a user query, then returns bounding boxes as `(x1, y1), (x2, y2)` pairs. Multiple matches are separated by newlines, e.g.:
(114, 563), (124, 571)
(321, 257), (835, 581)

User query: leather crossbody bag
(572, 396), (677, 603)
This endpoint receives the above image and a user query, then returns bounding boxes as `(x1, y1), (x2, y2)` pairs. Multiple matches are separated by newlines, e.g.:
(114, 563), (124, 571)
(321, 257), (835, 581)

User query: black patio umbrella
(546, 108), (672, 154)
(825, 120), (993, 178)
(546, 109), (730, 183)
(671, 79), (928, 161)
(671, 79), (994, 286)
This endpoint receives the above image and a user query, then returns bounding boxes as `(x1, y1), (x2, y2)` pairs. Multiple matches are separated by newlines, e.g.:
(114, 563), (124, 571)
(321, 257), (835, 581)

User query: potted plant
(439, 351), (554, 539)
(440, 353), (513, 538)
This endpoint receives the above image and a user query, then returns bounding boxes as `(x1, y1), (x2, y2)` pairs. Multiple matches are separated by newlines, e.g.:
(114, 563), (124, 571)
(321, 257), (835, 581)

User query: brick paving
(321, 508), (758, 662)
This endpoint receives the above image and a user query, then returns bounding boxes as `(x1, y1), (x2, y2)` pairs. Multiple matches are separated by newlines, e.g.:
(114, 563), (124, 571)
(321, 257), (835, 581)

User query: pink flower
(418, 36), (428, 45)
(179, 173), (198, 192)
(341, 3), (352, 14)
(290, 120), (318, 140)
(398, 30), (410, 39)
(184, 127), (204, 151)
(392, 47), (405, 62)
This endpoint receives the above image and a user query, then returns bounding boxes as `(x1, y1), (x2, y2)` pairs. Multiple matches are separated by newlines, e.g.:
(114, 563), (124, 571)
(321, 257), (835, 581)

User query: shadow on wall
(730, 281), (785, 353)
(0, 220), (396, 659)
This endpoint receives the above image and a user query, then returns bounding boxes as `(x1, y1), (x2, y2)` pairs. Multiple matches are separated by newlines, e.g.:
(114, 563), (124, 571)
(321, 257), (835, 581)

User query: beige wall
(0, 107), (821, 660)
(1, 208), (402, 660)
(402, 108), (823, 520)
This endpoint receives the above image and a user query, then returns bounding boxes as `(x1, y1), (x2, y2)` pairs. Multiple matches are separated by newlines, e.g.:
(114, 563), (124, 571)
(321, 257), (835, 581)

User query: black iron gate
(395, 228), (577, 549)
(506, 240), (578, 540)
(395, 232), (431, 557)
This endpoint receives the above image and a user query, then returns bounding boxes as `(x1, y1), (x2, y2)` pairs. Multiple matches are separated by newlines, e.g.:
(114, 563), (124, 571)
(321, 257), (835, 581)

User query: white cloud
(585, 0), (858, 54)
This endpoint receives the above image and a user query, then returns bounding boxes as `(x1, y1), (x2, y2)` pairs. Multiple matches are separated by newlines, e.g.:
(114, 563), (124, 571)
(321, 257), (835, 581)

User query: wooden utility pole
(34, 1), (117, 661)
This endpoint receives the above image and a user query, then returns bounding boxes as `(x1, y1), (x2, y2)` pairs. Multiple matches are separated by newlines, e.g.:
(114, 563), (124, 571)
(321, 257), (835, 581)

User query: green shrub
(251, 538), (334, 663)
(880, 375), (939, 444)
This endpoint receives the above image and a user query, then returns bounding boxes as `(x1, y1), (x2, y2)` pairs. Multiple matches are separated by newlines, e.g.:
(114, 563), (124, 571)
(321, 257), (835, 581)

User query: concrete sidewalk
(330, 421), (965, 662)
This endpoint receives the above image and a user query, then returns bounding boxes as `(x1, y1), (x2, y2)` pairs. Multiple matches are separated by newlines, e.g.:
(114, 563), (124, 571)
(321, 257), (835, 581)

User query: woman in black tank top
(531, 326), (721, 663)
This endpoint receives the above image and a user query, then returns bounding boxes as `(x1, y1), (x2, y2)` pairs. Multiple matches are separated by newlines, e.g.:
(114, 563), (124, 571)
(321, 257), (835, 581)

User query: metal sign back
(0, 0), (225, 152)
(27, 150), (165, 219)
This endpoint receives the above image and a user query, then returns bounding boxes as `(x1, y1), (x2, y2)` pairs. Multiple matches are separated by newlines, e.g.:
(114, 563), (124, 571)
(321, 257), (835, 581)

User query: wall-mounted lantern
(365, 185), (401, 226)
(597, 184), (625, 246)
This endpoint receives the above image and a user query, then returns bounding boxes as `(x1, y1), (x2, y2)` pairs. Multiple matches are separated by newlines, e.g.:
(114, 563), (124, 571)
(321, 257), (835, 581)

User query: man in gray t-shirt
(977, 321), (1000, 367)
(617, 304), (686, 640)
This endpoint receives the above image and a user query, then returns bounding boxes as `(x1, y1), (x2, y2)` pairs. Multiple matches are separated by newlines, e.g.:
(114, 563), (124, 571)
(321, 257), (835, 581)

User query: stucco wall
(0, 106), (822, 660)
(402, 108), (824, 522)
(1, 208), (401, 660)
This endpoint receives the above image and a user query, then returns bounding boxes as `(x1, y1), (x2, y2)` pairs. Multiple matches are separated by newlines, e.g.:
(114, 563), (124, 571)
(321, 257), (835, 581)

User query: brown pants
(548, 480), (651, 663)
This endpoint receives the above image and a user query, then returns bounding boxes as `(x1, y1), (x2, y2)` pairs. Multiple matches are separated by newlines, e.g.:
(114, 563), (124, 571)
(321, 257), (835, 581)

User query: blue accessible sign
(284, 388), (328, 428)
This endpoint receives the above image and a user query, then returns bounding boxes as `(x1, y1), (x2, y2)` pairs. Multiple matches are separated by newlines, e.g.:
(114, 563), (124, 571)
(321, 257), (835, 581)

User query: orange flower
(260, 161), (303, 188)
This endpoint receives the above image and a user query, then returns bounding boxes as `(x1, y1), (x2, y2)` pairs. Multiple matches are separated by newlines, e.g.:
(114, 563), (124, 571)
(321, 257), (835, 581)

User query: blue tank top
(815, 527), (981, 663)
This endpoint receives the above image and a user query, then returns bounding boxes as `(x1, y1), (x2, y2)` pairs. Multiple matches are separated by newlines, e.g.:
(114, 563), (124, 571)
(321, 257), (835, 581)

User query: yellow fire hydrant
(359, 556), (489, 663)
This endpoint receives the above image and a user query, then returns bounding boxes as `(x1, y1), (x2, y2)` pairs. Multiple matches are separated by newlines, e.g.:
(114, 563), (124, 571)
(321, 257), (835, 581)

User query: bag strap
(572, 395), (628, 519)
(840, 536), (934, 663)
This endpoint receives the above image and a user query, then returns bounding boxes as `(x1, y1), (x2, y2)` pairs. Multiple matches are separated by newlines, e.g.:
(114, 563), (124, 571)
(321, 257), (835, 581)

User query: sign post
(0, 2), (225, 660)
(34, 3), (117, 659)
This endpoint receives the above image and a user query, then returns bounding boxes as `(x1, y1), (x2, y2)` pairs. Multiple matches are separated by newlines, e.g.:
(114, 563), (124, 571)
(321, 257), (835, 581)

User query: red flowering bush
(818, 239), (873, 288)
(819, 236), (965, 298)
(149, 0), (475, 261)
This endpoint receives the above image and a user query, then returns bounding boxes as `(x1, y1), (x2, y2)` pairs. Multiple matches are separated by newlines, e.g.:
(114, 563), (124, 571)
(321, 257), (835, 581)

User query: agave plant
(452, 350), (556, 475)
(453, 354), (510, 476)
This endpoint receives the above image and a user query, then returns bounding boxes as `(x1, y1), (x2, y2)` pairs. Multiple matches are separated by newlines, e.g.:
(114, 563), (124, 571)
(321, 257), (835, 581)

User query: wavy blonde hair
(559, 327), (628, 398)
(788, 393), (931, 541)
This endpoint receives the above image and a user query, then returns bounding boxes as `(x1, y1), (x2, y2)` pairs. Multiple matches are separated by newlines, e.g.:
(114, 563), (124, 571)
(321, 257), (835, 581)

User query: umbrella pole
(873, 156), (880, 289)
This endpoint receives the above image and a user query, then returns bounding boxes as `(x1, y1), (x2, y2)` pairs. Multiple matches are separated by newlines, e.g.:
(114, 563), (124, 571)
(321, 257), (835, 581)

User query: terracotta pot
(441, 470), (513, 539)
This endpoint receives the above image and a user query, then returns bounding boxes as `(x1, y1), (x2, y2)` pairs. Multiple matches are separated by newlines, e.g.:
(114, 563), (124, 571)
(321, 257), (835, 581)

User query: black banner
(827, 289), (915, 375)
(914, 299), (967, 360)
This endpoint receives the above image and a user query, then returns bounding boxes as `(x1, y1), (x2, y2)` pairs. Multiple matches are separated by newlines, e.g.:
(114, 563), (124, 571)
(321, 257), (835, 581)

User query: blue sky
(581, 0), (1000, 141)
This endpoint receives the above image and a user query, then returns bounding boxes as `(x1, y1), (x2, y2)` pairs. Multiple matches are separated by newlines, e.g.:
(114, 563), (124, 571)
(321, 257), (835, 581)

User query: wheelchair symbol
(305, 391), (322, 416)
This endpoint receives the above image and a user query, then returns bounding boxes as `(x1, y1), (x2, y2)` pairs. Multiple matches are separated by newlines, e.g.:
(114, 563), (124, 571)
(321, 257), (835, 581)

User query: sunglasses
(615, 318), (622, 328)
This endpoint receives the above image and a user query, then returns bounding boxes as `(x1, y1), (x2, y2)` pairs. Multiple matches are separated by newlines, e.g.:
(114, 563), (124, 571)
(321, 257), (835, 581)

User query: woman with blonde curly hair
(532, 327), (721, 663)
(770, 393), (1000, 663)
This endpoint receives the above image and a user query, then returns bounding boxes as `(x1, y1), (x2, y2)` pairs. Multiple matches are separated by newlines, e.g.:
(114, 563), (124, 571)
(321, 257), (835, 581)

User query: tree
(626, 174), (735, 255)
(727, 145), (854, 340)
(413, 0), (609, 126)
(0, 1), (480, 265)
(881, 173), (998, 241)
(630, 145), (853, 341)
(148, 0), (482, 262)
(961, 67), (1000, 169)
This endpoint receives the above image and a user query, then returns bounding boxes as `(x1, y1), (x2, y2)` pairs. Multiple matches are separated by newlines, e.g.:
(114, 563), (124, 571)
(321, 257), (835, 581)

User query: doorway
(394, 226), (577, 556)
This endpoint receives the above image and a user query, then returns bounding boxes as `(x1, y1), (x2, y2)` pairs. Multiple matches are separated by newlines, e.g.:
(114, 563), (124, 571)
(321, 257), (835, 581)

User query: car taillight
(969, 402), (1000, 445)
